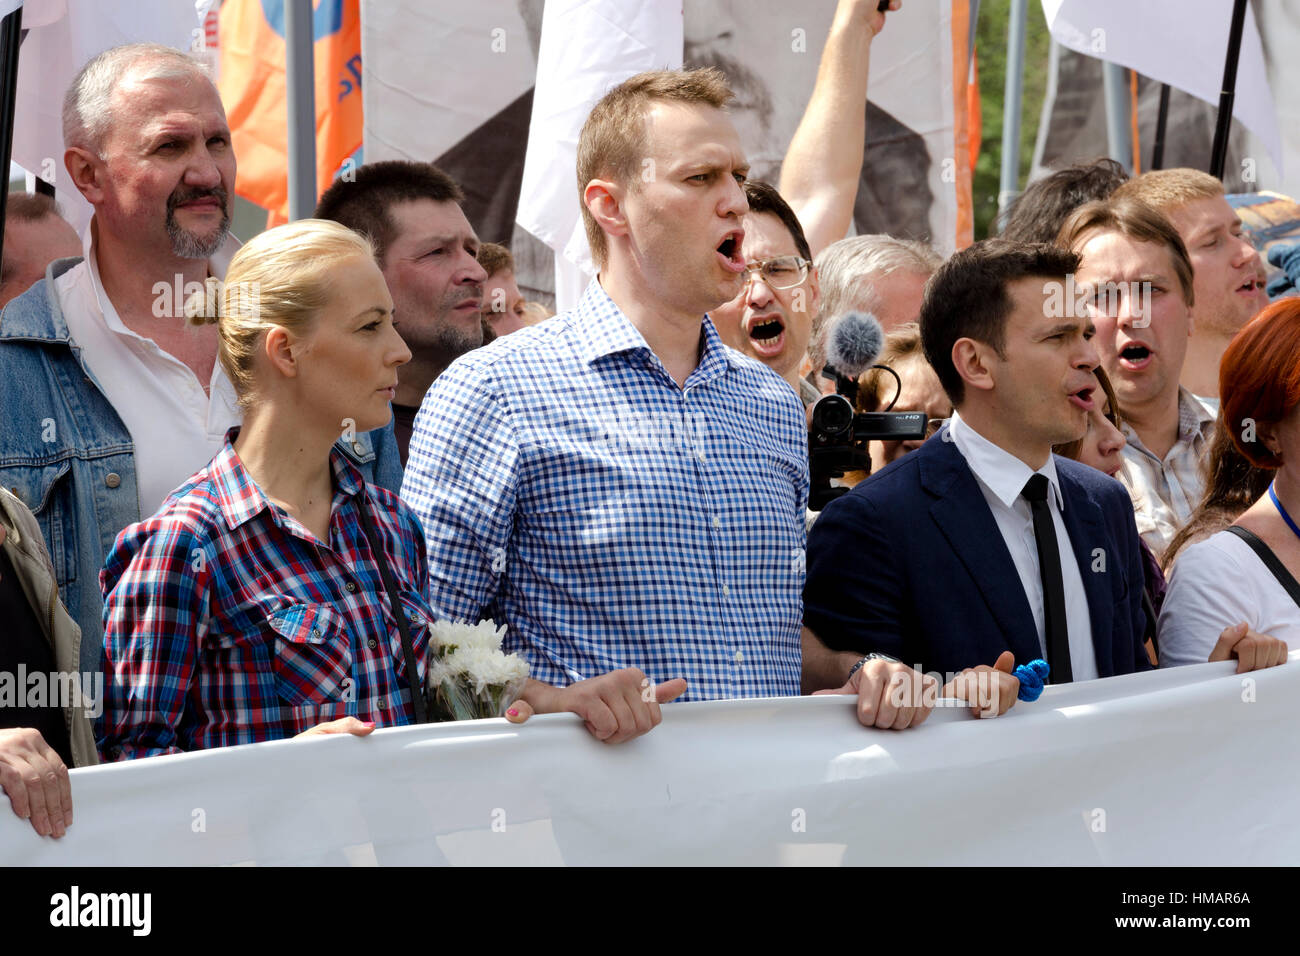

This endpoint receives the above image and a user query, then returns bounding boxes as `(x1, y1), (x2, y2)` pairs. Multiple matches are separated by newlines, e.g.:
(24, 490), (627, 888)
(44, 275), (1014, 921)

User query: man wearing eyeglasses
(709, 180), (822, 408)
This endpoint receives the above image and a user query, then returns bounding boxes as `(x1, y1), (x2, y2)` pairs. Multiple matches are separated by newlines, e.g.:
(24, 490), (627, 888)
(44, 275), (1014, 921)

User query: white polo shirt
(56, 220), (242, 518)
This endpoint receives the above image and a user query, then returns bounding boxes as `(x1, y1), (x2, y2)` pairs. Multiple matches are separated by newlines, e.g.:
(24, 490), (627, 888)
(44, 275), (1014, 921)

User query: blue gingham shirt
(402, 279), (808, 700)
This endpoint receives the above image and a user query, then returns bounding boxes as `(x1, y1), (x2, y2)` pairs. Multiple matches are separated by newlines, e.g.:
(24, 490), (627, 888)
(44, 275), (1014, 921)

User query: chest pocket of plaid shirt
(267, 602), (354, 706)
(379, 589), (432, 690)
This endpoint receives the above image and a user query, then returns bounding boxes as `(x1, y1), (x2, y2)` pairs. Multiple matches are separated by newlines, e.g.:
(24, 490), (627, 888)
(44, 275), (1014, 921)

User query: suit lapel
(919, 436), (1042, 665)
(1056, 467), (1115, 677)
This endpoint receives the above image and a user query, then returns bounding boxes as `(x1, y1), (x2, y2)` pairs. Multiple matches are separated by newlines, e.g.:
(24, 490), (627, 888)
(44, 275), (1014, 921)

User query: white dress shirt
(56, 220), (242, 518)
(948, 412), (1099, 680)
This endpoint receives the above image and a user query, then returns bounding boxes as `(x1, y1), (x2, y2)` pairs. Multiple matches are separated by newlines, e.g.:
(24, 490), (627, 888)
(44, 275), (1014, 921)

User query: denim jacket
(0, 258), (404, 675)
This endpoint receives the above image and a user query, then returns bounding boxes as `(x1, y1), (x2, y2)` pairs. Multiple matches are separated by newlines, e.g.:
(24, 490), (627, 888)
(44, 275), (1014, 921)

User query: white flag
(516, 0), (684, 313)
(1041, 0), (1282, 174)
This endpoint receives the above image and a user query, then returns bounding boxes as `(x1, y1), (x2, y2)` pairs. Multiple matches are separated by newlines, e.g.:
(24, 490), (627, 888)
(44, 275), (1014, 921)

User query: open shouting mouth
(1068, 385), (1095, 411)
(1237, 275), (1266, 298)
(744, 310), (786, 357)
(1118, 340), (1154, 371)
(716, 229), (745, 274)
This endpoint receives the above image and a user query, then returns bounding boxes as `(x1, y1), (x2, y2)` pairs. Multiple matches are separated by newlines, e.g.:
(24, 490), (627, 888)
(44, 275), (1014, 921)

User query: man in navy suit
(802, 240), (1152, 716)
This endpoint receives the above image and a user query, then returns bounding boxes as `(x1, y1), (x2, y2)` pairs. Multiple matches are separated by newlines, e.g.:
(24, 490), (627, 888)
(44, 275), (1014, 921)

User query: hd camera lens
(811, 394), (854, 440)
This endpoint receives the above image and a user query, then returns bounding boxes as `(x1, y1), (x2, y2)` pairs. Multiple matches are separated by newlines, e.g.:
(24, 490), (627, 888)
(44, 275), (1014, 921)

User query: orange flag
(218, 0), (364, 224)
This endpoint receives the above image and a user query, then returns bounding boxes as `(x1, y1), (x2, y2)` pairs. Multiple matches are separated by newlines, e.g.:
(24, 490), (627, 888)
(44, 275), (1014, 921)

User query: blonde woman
(98, 221), (527, 758)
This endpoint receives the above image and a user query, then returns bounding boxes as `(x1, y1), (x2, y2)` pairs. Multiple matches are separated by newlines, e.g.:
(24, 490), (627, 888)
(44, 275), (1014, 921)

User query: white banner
(5, 656), (1298, 865)
(1040, 0), (1282, 173)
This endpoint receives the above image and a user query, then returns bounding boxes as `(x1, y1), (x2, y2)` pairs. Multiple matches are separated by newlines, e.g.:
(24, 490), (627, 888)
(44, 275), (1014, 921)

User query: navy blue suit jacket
(803, 427), (1152, 679)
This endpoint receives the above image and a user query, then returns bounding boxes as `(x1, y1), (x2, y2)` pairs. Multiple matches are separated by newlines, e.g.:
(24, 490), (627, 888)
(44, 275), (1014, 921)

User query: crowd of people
(2, 0), (1296, 842)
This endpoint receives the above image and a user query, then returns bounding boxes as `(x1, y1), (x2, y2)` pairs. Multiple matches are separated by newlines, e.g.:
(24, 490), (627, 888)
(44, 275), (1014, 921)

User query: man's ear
(804, 266), (822, 318)
(952, 337), (996, 394)
(584, 178), (627, 243)
(263, 326), (299, 381)
(64, 147), (106, 204)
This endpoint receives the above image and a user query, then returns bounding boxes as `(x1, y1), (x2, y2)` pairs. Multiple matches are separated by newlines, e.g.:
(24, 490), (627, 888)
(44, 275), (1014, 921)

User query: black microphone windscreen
(825, 311), (886, 380)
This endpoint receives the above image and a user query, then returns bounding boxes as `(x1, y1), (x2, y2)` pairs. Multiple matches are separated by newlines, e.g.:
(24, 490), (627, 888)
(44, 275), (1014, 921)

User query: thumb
(298, 716), (375, 738)
(993, 650), (1015, 674)
(655, 678), (688, 704)
(505, 699), (534, 723)
(1208, 622), (1249, 663)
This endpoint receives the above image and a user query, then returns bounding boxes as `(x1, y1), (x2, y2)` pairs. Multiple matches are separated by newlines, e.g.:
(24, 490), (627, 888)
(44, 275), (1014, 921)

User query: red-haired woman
(1158, 299), (1299, 668)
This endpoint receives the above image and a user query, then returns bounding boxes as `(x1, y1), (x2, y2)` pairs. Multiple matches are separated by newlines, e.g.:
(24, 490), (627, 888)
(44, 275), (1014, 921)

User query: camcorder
(808, 312), (927, 511)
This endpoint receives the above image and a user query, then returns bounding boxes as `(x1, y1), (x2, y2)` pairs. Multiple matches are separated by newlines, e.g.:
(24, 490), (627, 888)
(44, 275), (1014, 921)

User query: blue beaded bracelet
(1014, 659), (1050, 702)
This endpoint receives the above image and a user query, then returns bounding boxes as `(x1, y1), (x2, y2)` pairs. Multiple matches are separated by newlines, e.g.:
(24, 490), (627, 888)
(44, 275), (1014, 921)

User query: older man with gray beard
(0, 43), (401, 678)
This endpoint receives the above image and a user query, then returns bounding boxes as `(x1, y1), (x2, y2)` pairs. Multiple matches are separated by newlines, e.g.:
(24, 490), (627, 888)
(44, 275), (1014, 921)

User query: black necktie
(1021, 474), (1072, 684)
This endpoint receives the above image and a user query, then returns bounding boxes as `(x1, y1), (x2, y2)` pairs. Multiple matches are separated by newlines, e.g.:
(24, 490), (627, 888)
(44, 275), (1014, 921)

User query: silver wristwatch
(847, 652), (901, 681)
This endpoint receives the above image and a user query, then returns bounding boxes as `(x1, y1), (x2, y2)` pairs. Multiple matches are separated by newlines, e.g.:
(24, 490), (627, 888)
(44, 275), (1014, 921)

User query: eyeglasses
(738, 255), (811, 290)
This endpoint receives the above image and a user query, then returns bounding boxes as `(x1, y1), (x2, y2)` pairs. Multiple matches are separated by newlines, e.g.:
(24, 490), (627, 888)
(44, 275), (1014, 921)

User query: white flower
(426, 618), (528, 699)
(447, 644), (530, 696)
(429, 618), (507, 655)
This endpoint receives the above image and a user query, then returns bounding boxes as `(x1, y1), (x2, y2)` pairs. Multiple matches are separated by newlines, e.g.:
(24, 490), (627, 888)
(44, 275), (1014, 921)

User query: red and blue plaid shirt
(98, 432), (432, 760)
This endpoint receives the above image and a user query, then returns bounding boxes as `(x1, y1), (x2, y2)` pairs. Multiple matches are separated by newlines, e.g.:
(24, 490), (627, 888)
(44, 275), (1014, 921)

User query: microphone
(822, 311), (885, 400)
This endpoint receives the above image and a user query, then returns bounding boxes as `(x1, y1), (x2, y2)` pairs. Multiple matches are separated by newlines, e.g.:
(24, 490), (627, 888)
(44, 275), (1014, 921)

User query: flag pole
(284, 0), (316, 222)
(1150, 82), (1170, 170)
(1208, 0), (1248, 180)
(0, 1), (25, 267)
(996, 0), (1028, 223)
(1102, 61), (1133, 174)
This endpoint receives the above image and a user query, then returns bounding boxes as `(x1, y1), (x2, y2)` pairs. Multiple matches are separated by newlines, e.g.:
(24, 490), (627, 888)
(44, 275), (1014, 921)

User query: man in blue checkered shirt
(402, 69), (811, 744)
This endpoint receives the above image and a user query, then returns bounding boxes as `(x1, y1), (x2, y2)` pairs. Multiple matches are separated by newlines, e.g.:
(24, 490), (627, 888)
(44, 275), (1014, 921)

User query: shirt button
(311, 628), (321, 639)
(352, 441), (365, 456)
(104, 472), (122, 488)
(367, 638), (378, 649)
(377, 699), (386, 710)
(344, 581), (357, 593)
(712, 515), (722, 529)
(697, 450), (707, 464)
(734, 650), (744, 663)
(721, 584), (730, 597)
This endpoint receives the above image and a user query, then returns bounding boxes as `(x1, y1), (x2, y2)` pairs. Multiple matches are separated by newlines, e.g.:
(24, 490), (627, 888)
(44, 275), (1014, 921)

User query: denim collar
(0, 257), (83, 343)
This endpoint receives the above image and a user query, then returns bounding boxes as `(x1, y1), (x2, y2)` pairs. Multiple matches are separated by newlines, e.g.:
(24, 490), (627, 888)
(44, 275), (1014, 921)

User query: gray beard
(167, 210), (230, 259)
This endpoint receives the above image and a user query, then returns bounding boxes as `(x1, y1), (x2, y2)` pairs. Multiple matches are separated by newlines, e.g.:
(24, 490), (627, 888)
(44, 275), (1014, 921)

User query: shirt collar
(1177, 386), (1216, 441)
(1120, 386), (1216, 455)
(210, 428), (366, 532)
(574, 277), (741, 379)
(948, 410), (1065, 512)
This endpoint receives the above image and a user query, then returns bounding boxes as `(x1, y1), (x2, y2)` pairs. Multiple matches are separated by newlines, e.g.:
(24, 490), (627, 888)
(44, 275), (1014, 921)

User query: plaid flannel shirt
(98, 432), (432, 759)
(401, 279), (809, 701)
(1118, 387), (1216, 558)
